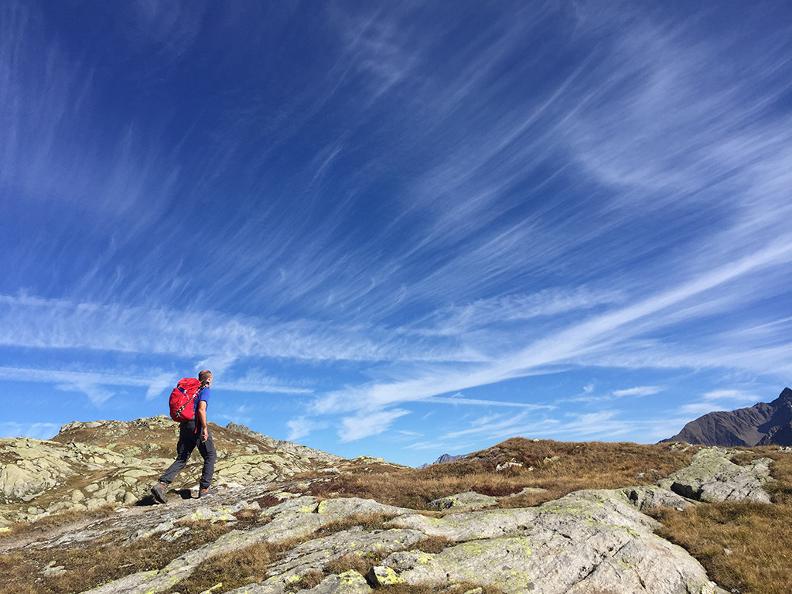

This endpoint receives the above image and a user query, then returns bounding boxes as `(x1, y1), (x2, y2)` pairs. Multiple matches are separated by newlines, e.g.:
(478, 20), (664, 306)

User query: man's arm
(197, 400), (209, 441)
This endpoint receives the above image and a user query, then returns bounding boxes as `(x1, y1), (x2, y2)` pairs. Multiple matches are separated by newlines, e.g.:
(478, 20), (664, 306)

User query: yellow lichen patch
(376, 566), (405, 585)
(415, 551), (435, 565)
(338, 570), (367, 584)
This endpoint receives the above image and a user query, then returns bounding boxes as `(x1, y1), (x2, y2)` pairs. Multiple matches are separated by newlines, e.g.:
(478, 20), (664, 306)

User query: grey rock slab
(658, 448), (772, 503)
(621, 486), (694, 512)
(266, 525), (424, 583)
(380, 489), (728, 594)
(314, 497), (413, 519)
(176, 500), (260, 524)
(428, 491), (498, 511)
(82, 496), (413, 594)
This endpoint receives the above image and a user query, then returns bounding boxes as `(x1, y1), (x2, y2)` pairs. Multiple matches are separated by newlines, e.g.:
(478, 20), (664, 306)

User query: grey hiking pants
(159, 420), (216, 489)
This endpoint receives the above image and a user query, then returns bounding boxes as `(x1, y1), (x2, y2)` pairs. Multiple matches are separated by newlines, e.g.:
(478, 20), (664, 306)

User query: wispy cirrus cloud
(2, 1), (791, 461)
(679, 389), (762, 416)
(611, 386), (662, 398)
(311, 239), (792, 423)
(287, 416), (329, 442)
(0, 365), (311, 407)
(0, 293), (482, 364)
(0, 422), (61, 440)
(338, 408), (410, 443)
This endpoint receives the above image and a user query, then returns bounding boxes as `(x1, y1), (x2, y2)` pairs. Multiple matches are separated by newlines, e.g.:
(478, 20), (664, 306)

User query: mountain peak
(665, 387), (792, 446)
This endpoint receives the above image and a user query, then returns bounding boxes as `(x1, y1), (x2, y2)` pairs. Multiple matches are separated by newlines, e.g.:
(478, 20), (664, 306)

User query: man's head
(198, 369), (213, 387)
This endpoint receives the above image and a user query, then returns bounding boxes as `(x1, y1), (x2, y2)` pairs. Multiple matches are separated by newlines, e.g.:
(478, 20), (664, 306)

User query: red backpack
(169, 378), (202, 422)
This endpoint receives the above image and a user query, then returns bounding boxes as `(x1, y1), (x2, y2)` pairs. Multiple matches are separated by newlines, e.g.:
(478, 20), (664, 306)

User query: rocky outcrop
(0, 417), (342, 527)
(665, 387), (792, 446)
(72, 481), (732, 594)
(658, 448), (772, 503)
(79, 444), (771, 594)
(378, 487), (727, 593)
(0, 419), (776, 594)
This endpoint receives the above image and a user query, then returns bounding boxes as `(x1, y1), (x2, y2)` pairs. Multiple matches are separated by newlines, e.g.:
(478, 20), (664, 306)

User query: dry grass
(0, 520), (230, 594)
(171, 513), (390, 594)
(313, 511), (390, 536)
(310, 438), (696, 510)
(652, 448), (792, 594)
(411, 535), (453, 554)
(285, 569), (324, 591)
(324, 552), (380, 577)
(168, 541), (281, 594)
(52, 420), (274, 460)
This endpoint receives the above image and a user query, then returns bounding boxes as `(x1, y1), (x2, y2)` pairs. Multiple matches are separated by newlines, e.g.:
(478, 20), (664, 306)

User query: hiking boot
(198, 487), (212, 499)
(151, 482), (168, 504)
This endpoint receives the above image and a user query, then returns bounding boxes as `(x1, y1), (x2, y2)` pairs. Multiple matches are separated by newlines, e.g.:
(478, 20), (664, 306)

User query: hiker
(151, 370), (217, 502)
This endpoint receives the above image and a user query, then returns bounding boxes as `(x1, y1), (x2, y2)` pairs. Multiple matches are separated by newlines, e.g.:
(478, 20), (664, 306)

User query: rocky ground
(0, 417), (344, 527)
(0, 419), (786, 594)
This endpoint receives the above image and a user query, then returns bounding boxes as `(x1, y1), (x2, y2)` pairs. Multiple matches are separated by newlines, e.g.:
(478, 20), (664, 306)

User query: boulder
(658, 448), (772, 503)
(428, 492), (498, 512)
(381, 489), (726, 594)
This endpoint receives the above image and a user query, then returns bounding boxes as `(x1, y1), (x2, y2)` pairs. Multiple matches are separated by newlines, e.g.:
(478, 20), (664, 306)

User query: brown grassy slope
(52, 418), (273, 460)
(309, 438), (697, 509)
(652, 448), (792, 594)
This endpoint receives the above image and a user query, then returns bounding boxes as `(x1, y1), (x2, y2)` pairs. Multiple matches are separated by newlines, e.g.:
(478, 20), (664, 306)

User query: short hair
(198, 369), (213, 384)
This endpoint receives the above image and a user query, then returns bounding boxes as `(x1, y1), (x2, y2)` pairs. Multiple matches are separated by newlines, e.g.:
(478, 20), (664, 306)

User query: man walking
(152, 370), (217, 502)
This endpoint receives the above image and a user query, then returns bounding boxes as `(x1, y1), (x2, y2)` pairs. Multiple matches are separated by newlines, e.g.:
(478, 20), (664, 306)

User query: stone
(428, 491), (498, 512)
(658, 448), (772, 503)
(367, 565), (404, 586)
(265, 525), (423, 585)
(495, 459), (523, 472)
(296, 570), (371, 593)
(621, 486), (694, 512)
(384, 489), (727, 593)
(178, 500), (260, 524)
(1, 463), (54, 500)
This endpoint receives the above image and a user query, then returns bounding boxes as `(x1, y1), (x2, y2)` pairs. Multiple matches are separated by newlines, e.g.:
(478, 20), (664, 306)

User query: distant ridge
(433, 453), (463, 464)
(419, 452), (464, 468)
(664, 387), (792, 446)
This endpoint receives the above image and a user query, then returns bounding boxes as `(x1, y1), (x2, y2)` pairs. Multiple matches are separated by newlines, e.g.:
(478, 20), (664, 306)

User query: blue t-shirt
(194, 387), (211, 416)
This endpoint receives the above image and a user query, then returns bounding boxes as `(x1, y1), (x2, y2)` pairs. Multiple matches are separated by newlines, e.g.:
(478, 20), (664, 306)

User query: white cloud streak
(338, 408), (410, 442)
(0, 422), (61, 440)
(313, 238), (792, 419)
(0, 365), (311, 407)
(611, 386), (663, 398)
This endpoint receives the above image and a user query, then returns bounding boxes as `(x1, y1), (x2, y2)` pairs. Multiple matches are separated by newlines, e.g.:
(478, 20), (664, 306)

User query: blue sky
(2, 1), (791, 466)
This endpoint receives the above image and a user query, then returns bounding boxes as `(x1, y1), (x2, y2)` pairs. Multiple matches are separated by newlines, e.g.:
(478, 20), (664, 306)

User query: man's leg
(159, 422), (198, 484)
(197, 432), (217, 490)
